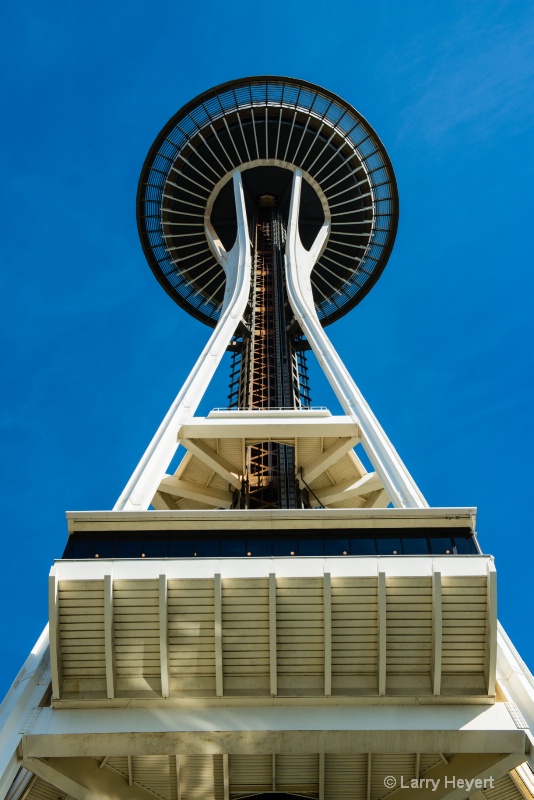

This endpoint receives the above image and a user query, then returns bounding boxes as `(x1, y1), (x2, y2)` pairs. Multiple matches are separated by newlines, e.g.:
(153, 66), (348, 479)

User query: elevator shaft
(228, 201), (310, 509)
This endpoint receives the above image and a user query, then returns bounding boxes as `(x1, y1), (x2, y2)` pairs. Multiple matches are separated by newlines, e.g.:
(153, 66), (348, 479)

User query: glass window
(142, 538), (168, 557)
(402, 537), (429, 555)
(453, 536), (478, 554)
(220, 539), (246, 557)
(194, 539), (218, 557)
(324, 538), (350, 556)
(273, 539), (298, 556)
(376, 538), (402, 555)
(247, 539), (272, 557)
(91, 538), (115, 558)
(429, 537), (454, 554)
(168, 539), (195, 557)
(62, 537), (90, 558)
(115, 539), (143, 557)
(298, 538), (323, 556)
(350, 538), (377, 555)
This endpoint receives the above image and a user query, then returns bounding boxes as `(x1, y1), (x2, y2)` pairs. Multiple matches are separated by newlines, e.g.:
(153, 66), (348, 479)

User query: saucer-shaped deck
(137, 76), (398, 327)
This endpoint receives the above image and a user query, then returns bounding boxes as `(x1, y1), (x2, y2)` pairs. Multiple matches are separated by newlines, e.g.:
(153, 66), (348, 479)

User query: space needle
(0, 76), (533, 800)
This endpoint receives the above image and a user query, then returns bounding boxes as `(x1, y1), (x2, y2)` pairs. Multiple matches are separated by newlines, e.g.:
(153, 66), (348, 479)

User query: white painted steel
(19, 703), (527, 754)
(0, 628), (51, 800)
(284, 169), (428, 509)
(114, 170), (251, 511)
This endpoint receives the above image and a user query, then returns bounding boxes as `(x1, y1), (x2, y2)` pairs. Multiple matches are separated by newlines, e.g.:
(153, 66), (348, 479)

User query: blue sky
(1, 0), (533, 695)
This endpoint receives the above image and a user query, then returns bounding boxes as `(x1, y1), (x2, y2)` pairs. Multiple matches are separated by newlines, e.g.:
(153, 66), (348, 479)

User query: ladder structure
(1, 76), (533, 800)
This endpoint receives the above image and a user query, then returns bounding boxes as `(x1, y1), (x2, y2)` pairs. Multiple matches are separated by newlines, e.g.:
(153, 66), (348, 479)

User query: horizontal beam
(180, 416), (360, 441)
(383, 753), (526, 800)
(158, 475), (233, 508)
(314, 471), (382, 505)
(66, 507), (478, 533)
(23, 757), (158, 800)
(300, 436), (360, 485)
(180, 438), (241, 489)
(22, 704), (526, 757)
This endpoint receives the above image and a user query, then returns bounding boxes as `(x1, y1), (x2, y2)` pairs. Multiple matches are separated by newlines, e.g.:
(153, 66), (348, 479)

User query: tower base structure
(1, 505), (533, 800)
(2, 76), (533, 800)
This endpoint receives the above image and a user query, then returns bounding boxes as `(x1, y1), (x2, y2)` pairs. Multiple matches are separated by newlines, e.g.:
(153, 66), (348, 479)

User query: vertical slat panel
(432, 570), (442, 696)
(160, 574), (169, 698)
(486, 560), (497, 695)
(324, 573), (331, 696)
(48, 569), (61, 700)
(214, 573), (223, 697)
(104, 573), (115, 699)
(377, 571), (386, 696)
(269, 573), (277, 696)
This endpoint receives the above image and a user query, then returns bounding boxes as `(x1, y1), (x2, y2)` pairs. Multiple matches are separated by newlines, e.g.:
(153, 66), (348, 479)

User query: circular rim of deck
(137, 76), (399, 327)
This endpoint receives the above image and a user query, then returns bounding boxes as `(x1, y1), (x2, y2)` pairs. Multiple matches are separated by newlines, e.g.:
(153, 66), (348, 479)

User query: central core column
(229, 194), (311, 509)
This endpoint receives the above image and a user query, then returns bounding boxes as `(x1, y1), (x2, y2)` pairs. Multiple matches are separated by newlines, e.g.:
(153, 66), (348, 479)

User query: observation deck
(137, 76), (398, 327)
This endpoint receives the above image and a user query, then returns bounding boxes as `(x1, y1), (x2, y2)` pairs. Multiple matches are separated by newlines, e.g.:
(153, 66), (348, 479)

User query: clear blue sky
(1, 0), (533, 695)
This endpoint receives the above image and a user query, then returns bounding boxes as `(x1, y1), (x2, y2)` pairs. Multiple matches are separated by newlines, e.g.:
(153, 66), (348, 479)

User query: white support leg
(114, 170), (252, 511)
(285, 169), (427, 509)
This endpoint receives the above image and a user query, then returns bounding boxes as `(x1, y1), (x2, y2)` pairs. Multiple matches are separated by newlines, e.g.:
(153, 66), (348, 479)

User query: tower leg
(114, 171), (251, 511)
(285, 169), (427, 509)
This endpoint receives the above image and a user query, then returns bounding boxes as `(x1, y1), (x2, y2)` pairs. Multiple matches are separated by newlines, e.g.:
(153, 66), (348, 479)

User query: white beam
(159, 574), (169, 698)
(223, 753), (229, 800)
(377, 570), (386, 696)
(214, 574), (223, 697)
(22, 703), (527, 757)
(432, 569), (442, 697)
(486, 560), (497, 696)
(48, 568), (61, 701)
(157, 475), (233, 508)
(181, 417), (359, 441)
(314, 472), (382, 505)
(300, 436), (360, 486)
(114, 169), (251, 511)
(180, 439), (242, 490)
(269, 573), (277, 697)
(319, 752), (325, 800)
(103, 574), (115, 700)
(361, 489), (389, 508)
(284, 168), (428, 509)
(23, 757), (158, 800)
(176, 756), (181, 800)
(324, 573), (332, 697)
(22, 758), (99, 800)
(383, 753), (525, 800)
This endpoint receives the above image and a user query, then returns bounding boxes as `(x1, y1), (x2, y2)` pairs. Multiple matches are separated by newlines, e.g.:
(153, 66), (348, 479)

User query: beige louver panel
(25, 777), (67, 800)
(114, 580), (160, 693)
(331, 577), (378, 694)
(277, 577), (324, 695)
(59, 579), (105, 695)
(371, 754), (417, 800)
(229, 754), (272, 795)
(325, 754), (368, 800)
(133, 756), (177, 800)
(222, 578), (269, 695)
(442, 575), (487, 694)
(168, 579), (215, 696)
(277, 754), (319, 796)
(180, 755), (218, 800)
(485, 773), (526, 800)
(52, 559), (496, 702)
(387, 577), (432, 692)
